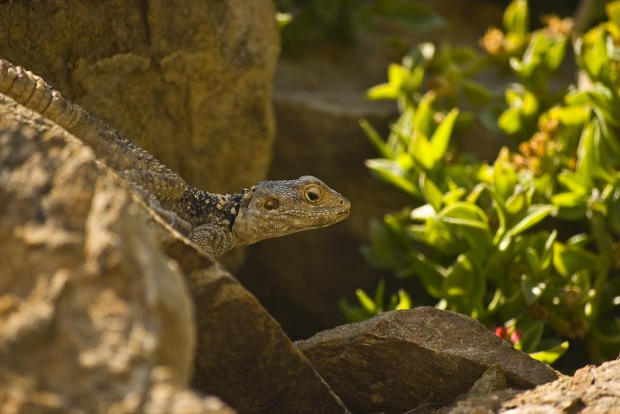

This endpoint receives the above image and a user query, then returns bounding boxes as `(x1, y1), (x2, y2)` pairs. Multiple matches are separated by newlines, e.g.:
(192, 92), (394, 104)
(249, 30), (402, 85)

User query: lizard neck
(163, 185), (250, 231)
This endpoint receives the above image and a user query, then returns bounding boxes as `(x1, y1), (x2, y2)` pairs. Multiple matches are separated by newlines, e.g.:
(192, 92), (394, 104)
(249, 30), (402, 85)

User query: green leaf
(367, 82), (400, 100)
(413, 92), (436, 138)
(606, 1), (620, 31)
(362, 218), (404, 269)
(558, 172), (590, 196)
(519, 322), (544, 353)
(546, 105), (587, 127)
(373, 279), (386, 310)
(505, 191), (527, 216)
(511, 205), (555, 236)
(439, 203), (494, 260)
(339, 298), (372, 323)
(609, 190), (620, 235)
(420, 174), (443, 212)
(493, 158), (517, 200)
(544, 36), (568, 73)
(524, 247), (542, 275)
(360, 119), (391, 158)
(410, 133), (436, 170)
(521, 274), (546, 305)
(503, 0), (529, 37)
(529, 341), (569, 365)
(411, 204), (436, 220)
(355, 288), (376, 313)
(439, 203), (490, 230)
(553, 242), (599, 277)
(461, 79), (492, 106)
(276, 12), (293, 28)
(443, 188), (467, 205)
(551, 193), (588, 220)
(498, 107), (522, 135)
(443, 253), (484, 315)
(582, 28), (612, 81)
(414, 254), (446, 299)
(365, 158), (419, 197)
(576, 118), (616, 184)
(430, 108), (459, 162)
(541, 230), (557, 270)
(394, 290), (413, 310)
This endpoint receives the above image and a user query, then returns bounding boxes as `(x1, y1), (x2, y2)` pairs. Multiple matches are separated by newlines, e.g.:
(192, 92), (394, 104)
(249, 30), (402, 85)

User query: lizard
(0, 58), (351, 257)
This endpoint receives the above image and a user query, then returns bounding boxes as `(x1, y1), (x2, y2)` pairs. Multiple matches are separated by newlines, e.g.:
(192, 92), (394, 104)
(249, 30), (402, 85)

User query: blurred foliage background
(276, 0), (620, 372)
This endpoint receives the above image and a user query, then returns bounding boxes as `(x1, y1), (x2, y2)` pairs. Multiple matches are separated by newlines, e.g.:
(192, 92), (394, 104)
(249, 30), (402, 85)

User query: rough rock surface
(237, 0), (508, 339)
(0, 117), (232, 412)
(296, 308), (559, 414)
(443, 358), (620, 414)
(160, 237), (351, 414)
(0, 0), (278, 194)
(0, 94), (349, 414)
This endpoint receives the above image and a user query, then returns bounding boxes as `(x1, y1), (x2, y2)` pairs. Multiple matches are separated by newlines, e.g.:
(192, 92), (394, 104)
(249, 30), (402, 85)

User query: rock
(296, 308), (559, 414)
(0, 0), (278, 194)
(160, 237), (351, 414)
(467, 363), (508, 398)
(0, 94), (349, 414)
(444, 359), (620, 413)
(0, 116), (233, 413)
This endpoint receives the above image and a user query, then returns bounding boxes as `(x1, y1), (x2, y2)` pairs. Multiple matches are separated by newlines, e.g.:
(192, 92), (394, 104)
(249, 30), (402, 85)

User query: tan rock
(0, 93), (349, 413)
(0, 0), (278, 194)
(0, 118), (232, 413)
(445, 359), (620, 413)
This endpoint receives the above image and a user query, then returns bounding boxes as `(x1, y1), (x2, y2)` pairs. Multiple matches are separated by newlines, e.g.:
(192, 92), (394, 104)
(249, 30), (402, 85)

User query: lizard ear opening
(264, 197), (279, 210)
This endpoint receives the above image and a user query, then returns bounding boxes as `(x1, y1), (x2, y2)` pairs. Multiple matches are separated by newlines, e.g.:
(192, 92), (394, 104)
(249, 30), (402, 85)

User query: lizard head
(232, 175), (351, 247)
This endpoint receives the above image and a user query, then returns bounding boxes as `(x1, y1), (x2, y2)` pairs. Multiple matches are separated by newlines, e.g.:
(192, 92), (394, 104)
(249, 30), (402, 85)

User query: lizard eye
(264, 198), (279, 210)
(304, 185), (322, 203)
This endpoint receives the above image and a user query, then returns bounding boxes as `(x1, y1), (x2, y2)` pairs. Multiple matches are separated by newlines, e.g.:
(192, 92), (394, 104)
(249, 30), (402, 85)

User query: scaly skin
(0, 59), (351, 256)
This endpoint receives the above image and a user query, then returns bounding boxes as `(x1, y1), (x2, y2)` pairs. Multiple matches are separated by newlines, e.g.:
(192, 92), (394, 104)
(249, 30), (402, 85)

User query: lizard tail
(0, 59), (95, 140)
(0, 58), (187, 200)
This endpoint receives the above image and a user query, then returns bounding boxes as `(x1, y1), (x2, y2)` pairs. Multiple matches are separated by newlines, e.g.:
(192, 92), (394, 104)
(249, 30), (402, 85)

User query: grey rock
(160, 237), (351, 414)
(297, 308), (559, 414)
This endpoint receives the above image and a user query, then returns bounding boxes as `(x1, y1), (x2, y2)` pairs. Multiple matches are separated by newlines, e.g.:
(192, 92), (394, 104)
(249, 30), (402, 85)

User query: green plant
(276, 0), (443, 50)
(343, 0), (620, 367)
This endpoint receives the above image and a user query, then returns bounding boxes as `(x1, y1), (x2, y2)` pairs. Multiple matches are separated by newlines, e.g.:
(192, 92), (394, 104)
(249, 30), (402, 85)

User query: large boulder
(0, 118), (231, 413)
(0, 94), (349, 413)
(296, 308), (559, 414)
(0, 0), (278, 194)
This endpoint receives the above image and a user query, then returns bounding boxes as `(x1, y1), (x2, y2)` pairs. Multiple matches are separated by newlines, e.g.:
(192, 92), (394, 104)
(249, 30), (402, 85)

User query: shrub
(342, 0), (620, 367)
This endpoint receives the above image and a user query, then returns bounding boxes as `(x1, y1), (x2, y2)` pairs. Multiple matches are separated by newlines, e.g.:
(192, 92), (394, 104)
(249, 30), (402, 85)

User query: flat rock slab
(445, 359), (620, 413)
(296, 307), (559, 414)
